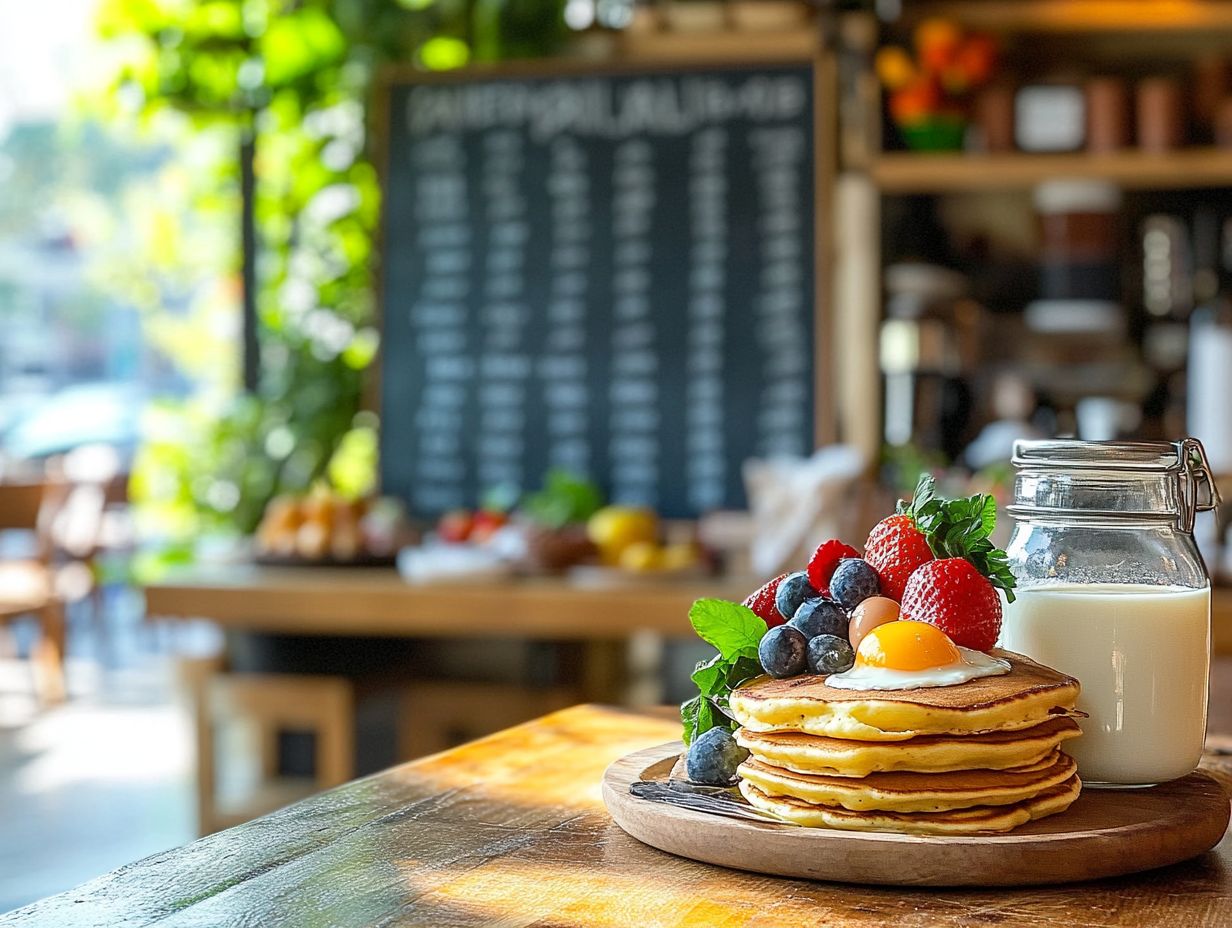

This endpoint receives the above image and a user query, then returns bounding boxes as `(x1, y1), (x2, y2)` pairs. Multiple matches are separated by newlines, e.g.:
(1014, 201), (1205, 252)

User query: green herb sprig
(899, 474), (1017, 603)
(679, 599), (767, 745)
(517, 469), (604, 529)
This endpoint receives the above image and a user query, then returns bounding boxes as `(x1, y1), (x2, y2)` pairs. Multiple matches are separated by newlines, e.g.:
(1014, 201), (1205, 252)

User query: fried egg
(826, 620), (1010, 691)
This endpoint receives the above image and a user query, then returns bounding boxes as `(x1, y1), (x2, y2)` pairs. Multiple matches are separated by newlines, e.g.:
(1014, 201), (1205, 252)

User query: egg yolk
(855, 621), (961, 671)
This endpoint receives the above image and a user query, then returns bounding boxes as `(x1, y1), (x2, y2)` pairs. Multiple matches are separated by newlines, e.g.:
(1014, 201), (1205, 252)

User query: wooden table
(6, 704), (1231, 927)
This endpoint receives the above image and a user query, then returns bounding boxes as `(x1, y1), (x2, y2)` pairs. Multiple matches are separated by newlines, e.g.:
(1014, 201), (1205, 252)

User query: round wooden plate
(602, 742), (1231, 887)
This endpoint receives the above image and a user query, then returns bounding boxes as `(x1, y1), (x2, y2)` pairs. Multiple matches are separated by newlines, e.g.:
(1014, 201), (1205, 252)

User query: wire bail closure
(1178, 437), (1221, 533)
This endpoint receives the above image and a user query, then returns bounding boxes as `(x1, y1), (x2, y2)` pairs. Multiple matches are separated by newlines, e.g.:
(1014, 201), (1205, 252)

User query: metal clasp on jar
(1178, 437), (1222, 533)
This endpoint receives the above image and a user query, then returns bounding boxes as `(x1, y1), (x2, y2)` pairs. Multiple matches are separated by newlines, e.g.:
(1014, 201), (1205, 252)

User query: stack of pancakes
(728, 650), (1084, 835)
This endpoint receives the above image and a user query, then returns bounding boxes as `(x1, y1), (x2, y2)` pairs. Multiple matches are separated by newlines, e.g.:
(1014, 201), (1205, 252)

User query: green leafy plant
(96, 0), (568, 539)
(680, 599), (768, 745)
(899, 474), (1017, 602)
(517, 469), (604, 530)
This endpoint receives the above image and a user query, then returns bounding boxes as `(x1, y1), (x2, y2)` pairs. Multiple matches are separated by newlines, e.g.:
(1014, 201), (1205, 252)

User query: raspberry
(742, 573), (789, 627)
(806, 539), (859, 595)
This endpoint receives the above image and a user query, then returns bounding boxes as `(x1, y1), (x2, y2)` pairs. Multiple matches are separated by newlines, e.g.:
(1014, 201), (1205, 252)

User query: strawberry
(900, 558), (1002, 651)
(470, 510), (509, 543)
(806, 539), (859, 595)
(743, 573), (790, 628)
(437, 510), (474, 544)
(864, 514), (933, 602)
(873, 474), (1017, 651)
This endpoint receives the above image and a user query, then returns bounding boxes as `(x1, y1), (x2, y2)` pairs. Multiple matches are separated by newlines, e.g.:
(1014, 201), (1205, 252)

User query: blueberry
(685, 726), (750, 786)
(758, 624), (809, 678)
(829, 558), (880, 610)
(774, 570), (818, 621)
(789, 598), (849, 641)
(807, 634), (856, 675)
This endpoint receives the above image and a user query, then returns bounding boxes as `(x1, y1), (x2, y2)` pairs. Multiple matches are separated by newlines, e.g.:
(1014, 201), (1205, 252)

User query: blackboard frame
(371, 49), (837, 510)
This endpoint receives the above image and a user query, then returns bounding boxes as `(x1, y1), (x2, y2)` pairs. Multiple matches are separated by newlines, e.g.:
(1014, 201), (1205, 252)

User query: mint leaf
(900, 475), (1018, 604)
(688, 598), (766, 661)
(899, 472), (936, 517)
(681, 695), (701, 744)
(684, 695), (704, 744)
(979, 495), (998, 535)
(681, 693), (729, 745)
(691, 654), (726, 696)
(681, 601), (769, 743)
(725, 655), (763, 689)
(695, 698), (721, 741)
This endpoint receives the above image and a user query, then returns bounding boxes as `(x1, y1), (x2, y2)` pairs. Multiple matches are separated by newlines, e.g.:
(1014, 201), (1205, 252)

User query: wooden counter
(145, 566), (1232, 653)
(5, 703), (1231, 927)
(144, 565), (750, 639)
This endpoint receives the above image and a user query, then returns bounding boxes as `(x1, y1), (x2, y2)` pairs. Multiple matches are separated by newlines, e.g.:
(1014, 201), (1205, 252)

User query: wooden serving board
(602, 742), (1231, 887)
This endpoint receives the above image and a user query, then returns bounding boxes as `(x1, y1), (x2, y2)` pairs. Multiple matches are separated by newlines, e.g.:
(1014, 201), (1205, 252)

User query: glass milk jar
(1001, 439), (1220, 786)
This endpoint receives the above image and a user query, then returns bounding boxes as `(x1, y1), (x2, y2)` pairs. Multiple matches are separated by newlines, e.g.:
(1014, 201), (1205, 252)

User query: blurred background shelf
(902, 1), (1232, 35)
(612, 27), (817, 61)
(870, 149), (1232, 194)
(11, 0), (1232, 912)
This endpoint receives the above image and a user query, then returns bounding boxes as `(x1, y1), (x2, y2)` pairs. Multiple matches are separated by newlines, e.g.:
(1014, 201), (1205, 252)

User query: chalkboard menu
(379, 62), (817, 518)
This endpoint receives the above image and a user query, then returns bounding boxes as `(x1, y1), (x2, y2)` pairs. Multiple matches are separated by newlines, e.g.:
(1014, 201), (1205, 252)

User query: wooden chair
(180, 658), (355, 835)
(0, 482), (66, 703)
(45, 446), (129, 650)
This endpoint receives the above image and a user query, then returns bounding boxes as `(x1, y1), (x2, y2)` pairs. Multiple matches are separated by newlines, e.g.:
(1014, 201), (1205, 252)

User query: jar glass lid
(1012, 439), (1187, 471)
(1009, 438), (1220, 531)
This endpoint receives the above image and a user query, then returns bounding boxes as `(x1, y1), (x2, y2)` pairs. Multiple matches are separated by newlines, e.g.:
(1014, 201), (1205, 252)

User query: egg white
(825, 646), (1011, 691)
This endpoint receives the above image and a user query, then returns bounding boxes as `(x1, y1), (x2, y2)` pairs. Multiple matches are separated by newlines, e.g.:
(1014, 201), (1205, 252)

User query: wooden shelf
(899, 1), (1232, 34)
(870, 148), (1232, 193)
(612, 28), (818, 62)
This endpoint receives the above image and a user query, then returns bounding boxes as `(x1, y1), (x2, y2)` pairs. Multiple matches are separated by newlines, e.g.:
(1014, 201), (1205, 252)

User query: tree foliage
(98, 0), (566, 538)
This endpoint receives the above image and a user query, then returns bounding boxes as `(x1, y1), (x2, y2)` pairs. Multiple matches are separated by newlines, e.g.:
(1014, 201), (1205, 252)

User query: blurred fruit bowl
(580, 506), (713, 576)
(520, 523), (599, 575)
(568, 555), (711, 589)
(565, 504), (717, 586)
(586, 505), (660, 566)
(253, 488), (415, 566)
(434, 508), (511, 545)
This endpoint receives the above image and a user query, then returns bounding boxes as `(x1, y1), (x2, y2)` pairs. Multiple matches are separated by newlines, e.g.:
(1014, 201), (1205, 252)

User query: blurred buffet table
(6, 704), (1232, 927)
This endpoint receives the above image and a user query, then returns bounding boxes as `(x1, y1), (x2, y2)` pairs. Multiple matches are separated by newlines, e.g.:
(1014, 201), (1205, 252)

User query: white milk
(1001, 583), (1210, 785)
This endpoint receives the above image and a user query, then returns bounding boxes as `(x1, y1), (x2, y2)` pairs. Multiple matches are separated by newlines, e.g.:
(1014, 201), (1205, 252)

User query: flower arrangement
(875, 19), (998, 152)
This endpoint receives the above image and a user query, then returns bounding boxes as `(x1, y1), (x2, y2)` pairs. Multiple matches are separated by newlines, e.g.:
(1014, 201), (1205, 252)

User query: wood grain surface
(5, 704), (1232, 927)
(144, 565), (752, 638)
(604, 743), (1230, 887)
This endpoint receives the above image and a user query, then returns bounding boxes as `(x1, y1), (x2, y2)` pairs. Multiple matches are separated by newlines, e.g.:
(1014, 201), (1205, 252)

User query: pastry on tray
(680, 476), (1084, 836)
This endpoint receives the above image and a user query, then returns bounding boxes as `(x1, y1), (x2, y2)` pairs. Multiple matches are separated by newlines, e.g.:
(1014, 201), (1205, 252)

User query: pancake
(729, 650), (1080, 742)
(737, 751), (1077, 813)
(736, 716), (1082, 778)
(739, 774), (1081, 835)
